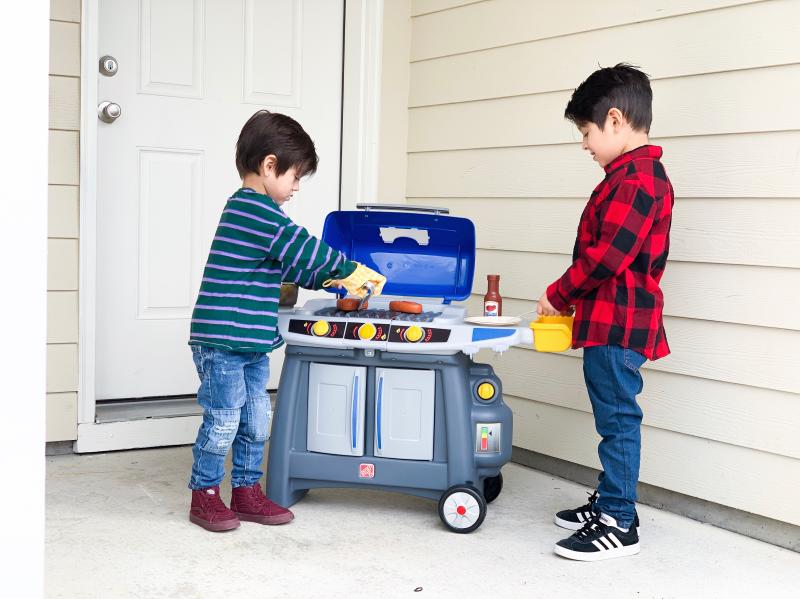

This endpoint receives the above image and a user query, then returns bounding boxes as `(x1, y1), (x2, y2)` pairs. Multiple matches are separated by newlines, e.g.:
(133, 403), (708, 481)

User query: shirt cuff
(331, 259), (358, 281)
(546, 280), (570, 312)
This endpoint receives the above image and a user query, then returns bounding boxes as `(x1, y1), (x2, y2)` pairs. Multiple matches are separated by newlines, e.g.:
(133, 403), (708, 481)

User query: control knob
(404, 325), (424, 343)
(311, 320), (330, 337)
(358, 322), (377, 340)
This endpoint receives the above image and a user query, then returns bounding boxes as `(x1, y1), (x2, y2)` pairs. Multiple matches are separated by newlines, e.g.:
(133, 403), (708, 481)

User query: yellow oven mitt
(324, 262), (386, 298)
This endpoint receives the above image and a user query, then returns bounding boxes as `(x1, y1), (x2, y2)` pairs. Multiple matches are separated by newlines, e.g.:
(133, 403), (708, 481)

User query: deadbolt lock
(99, 55), (119, 76)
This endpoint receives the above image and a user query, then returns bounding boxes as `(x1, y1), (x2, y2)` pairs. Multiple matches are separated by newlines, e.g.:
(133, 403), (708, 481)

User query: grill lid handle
(356, 203), (449, 215)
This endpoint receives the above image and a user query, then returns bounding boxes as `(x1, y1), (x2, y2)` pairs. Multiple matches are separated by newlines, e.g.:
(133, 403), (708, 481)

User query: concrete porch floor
(46, 446), (797, 599)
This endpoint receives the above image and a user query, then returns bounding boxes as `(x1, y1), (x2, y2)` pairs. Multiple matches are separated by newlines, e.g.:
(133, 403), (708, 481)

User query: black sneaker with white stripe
(554, 513), (640, 561)
(554, 490), (599, 530)
(554, 490), (640, 531)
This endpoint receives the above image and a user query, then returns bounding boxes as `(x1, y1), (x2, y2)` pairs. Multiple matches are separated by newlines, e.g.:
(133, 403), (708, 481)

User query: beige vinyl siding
(47, 0), (81, 442)
(377, 1), (413, 203)
(408, 0), (800, 525)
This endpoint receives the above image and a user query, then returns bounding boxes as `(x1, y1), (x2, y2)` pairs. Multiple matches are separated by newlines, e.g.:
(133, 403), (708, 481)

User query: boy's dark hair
(564, 63), (652, 132)
(235, 110), (318, 179)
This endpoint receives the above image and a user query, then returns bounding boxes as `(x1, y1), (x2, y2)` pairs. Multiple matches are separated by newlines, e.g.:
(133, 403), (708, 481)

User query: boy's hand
(324, 263), (386, 297)
(537, 292), (560, 316)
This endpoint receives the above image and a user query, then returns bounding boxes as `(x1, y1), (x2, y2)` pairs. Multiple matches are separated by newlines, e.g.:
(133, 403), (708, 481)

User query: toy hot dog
(390, 300), (422, 314)
(337, 297), (367, 312)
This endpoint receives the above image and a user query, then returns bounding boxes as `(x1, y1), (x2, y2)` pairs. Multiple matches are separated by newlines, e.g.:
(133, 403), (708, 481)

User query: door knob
(98, 101), (122, 123)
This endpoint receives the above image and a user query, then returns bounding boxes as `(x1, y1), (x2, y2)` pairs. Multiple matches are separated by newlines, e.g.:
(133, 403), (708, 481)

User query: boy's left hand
(537, 291), (560, 316)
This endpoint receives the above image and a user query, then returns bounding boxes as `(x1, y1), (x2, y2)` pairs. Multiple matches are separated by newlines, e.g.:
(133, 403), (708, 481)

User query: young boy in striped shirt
(537, 64), (674, 560)
(187, 110), (385, 532)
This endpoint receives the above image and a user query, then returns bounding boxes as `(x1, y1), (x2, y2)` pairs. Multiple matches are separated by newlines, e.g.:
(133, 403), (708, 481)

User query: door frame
(77, 0), (385, 452)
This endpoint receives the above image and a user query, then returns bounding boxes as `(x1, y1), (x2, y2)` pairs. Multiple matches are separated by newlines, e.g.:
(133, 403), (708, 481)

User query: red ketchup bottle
(484, 274), (502, 317)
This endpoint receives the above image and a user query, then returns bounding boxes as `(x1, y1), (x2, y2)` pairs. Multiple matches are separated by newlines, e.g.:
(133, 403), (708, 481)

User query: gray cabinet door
(374, 368), (435, 460)
(307, 363), (367, 456)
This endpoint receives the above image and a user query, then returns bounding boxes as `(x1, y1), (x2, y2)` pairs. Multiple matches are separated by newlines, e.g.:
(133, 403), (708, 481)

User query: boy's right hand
(537, 291), (561, 316)
(325, 263), (386, 298)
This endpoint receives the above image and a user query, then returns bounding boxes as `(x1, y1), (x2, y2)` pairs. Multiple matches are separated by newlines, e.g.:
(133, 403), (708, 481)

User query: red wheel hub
(456, 505), (466, 516)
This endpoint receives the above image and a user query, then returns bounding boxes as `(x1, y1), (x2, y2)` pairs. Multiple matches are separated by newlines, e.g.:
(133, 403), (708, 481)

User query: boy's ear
(261, 154), (278, 176)
(607, 107), (625, 131)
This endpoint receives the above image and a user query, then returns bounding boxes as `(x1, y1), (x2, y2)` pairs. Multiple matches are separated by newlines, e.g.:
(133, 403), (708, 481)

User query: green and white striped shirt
(189, 188), (356, 352)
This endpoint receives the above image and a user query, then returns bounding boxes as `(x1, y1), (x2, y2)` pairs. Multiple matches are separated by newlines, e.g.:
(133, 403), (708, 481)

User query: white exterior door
(95, 0), (343, 400)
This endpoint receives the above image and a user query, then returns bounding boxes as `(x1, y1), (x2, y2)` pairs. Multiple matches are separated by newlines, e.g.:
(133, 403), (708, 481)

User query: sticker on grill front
(288, 319), (346, 338)
(389, 326), (451, 343)
(343, 322), (388, 341)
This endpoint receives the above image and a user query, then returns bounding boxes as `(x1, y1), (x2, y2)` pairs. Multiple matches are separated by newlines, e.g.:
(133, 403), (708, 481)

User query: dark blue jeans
(188, 345), (272, 490)
(583, 345), (647, 528)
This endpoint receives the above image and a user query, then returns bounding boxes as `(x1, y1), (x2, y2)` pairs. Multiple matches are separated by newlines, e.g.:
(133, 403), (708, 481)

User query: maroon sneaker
(189, 486), (240, 532)
(230, 483), (294, 525)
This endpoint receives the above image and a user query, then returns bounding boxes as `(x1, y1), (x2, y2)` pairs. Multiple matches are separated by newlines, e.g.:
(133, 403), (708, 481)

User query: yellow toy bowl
(529, 316), (574, 352)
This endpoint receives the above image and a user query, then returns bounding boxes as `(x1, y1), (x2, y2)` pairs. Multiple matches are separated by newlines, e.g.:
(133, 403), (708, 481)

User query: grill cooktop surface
(313, 307), (443, 323)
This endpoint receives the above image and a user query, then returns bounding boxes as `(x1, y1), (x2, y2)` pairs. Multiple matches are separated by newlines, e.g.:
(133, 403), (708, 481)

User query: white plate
(464, 315), (521, 326)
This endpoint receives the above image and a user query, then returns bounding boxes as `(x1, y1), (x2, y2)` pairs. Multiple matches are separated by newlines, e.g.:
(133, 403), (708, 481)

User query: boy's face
(264, 162), (301, 206)
(577, 112), (628, 168)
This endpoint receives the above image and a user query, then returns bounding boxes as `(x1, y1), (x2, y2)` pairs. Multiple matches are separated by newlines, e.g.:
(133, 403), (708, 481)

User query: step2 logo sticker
(359, 463), (375, 479)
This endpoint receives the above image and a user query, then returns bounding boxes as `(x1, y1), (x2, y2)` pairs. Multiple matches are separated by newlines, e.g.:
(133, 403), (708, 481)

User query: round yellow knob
(405, 325), (424, 343)
(477, 382), (496, 401)
(311, 320), (330, 337)
(358, 322), (377, 340)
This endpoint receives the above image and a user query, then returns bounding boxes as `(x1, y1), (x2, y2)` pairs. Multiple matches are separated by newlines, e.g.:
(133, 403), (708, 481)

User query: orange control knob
(311, 320), (330, 337)
(358, 322), (377, 340)
(405, 325), (424, 343)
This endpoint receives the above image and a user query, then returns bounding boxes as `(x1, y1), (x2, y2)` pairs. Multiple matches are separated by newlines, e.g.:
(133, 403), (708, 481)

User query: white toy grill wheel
(437, 485), (487, 533)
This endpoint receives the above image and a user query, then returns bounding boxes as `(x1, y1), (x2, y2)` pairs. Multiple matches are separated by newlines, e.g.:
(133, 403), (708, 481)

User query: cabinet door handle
(352, 374), (359, 450)
(376, 376), (384, 450)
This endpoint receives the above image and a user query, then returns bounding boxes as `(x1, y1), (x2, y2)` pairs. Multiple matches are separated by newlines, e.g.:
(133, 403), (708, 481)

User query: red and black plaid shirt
(546, 145), (673, 360)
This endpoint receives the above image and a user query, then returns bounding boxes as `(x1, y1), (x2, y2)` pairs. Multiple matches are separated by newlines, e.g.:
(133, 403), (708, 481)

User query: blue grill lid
(321, 208), (475, 302)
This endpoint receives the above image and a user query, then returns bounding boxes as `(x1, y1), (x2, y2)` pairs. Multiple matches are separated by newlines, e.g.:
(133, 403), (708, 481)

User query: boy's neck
(620, 130), (650, 155)
(241, 174), (267, 195)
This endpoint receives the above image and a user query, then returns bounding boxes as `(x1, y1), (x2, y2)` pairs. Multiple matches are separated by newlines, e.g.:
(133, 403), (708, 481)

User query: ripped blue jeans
(188, 345), (271, 490)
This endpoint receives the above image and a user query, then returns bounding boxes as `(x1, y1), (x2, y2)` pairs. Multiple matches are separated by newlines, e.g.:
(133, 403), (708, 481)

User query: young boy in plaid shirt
(537, 64), (674, 561)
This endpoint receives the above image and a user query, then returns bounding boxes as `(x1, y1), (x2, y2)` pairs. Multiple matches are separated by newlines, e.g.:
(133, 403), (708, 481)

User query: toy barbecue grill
(266, 204), (534, 533)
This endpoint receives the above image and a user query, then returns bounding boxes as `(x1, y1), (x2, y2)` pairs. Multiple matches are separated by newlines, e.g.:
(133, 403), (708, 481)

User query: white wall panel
(415, 196), (800, 269)
(410, 0), (800, 106)
(478, 347), (800, 460)
(46, 393), (78, 441)
(471, 249), (800, 330)
(47, 239), (79, 291)
(48, 185), (80, 239)
(508, 396), (800, 526)
(47, 344), (78, 393)
(409, 65), (800, 151)
(466, 295), (800, 395)
(411, 0), (756, 61)
(408, 132), (800, 199)
(47, 8), (81, 444)
(49, 75), (80, 130)
(50, 0), (81, 23)
(411, 0), (482, 17)
(48, 291), (79, 344)
(48, 130), (79, 185)
(49, 20), (80, 76)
